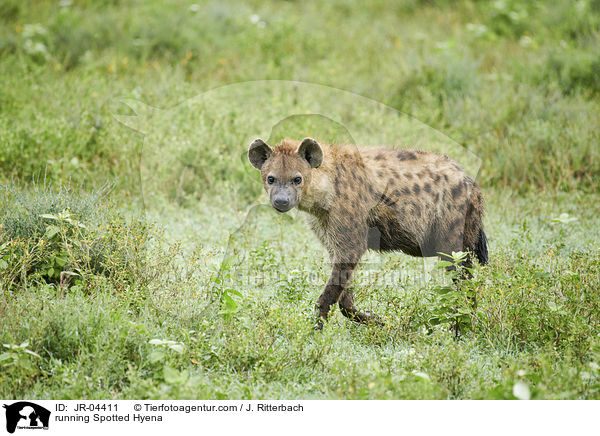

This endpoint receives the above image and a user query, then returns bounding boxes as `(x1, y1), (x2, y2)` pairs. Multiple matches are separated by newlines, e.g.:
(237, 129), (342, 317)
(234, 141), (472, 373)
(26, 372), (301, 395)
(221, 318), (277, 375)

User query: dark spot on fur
(375, 154), (385, 161)
(424, 183), (431, 193)
(397, 151), (417, 160)
(434, 193), (440, 202)
(402, 187), (411, 195)
(377, 193), (396, 207)
(413, 184), (420, 195)
(412, 203), (421, 217)
(443, 174), (448, 182)
(449, 218), (461, 231)
(451, 182), (463, 199)
(433, 174), (441, 183)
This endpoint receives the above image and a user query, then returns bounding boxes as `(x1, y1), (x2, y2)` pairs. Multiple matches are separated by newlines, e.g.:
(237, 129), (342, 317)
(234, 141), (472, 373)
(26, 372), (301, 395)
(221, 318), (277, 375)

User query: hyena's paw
(356, 310), (385, 326)
(313, 318), (325, 331)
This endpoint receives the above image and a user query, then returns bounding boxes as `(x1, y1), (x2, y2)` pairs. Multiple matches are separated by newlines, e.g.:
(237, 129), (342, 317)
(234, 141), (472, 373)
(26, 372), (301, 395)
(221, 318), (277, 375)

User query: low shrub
(0, 183), (151, 292)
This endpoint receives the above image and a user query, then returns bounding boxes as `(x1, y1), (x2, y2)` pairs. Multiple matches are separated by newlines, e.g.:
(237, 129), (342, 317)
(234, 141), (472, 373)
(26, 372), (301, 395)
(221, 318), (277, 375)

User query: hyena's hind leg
(453, 226), (487, 279)
(440, 186), (488, 279)
(338, 288), (385, 326)
(463, 187), (488, 267)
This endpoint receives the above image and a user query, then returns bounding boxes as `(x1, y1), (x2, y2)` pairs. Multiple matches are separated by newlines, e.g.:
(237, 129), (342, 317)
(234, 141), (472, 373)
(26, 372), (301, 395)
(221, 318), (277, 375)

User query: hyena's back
(332, 145), (487, 263)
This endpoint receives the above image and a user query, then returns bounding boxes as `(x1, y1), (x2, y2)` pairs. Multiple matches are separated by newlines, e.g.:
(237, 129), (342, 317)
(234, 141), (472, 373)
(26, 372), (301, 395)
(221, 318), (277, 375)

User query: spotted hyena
(248, 137), (488, 329)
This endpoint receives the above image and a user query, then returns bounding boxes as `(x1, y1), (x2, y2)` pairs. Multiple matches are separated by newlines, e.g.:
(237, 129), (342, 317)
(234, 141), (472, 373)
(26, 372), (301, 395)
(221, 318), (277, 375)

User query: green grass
(1, 188), (600, 399)
(1, 0), (600, 399)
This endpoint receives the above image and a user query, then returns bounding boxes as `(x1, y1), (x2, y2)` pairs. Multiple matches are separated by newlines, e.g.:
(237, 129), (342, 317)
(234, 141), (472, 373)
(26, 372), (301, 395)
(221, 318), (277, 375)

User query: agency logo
(3, 402), (50, 434)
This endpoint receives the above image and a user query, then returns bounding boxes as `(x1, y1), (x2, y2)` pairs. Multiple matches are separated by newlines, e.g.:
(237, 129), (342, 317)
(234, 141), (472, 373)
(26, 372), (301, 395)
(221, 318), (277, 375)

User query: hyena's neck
(298, 169), (333, 218)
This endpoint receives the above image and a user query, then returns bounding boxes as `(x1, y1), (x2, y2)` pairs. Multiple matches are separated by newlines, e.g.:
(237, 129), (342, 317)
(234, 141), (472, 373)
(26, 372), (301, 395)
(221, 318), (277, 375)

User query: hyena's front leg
(314, 259), (358, 330)
(338, 288), (384, 326)
(314, 219), (382, 330)
(313, 213), (374, 329)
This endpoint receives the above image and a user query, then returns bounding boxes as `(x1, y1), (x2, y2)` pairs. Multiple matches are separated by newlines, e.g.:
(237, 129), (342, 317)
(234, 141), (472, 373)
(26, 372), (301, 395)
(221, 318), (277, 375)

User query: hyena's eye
(293, 176), (302, 185)
(267, 176), (275, 184)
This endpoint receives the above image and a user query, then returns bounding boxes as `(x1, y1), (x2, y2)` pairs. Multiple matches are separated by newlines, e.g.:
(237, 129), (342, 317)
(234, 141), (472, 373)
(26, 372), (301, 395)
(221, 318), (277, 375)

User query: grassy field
(1, 0), (599, 399)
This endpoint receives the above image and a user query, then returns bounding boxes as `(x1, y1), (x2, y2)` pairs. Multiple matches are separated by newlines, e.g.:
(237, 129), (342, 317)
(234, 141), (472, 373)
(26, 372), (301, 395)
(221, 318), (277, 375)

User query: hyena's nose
(273, 198), (290, 210)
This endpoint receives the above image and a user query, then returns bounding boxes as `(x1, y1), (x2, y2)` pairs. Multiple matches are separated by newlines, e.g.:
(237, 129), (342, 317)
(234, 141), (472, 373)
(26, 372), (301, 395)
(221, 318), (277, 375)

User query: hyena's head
(248, 137), (323, 213)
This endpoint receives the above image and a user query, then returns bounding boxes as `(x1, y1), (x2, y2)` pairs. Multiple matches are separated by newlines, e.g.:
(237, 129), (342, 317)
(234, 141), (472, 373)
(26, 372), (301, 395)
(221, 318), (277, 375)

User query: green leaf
(164, 366), (185, 384)
(412, 371), (431, 382)
(149, 350), (165, 363)
(513, 381), (530, 400)
(149, 339), (167, 346)
(222, 293), (238, 312)
(24, 349), (41, 358)
(0, 259), (8, 270)
(168, 343), (184, 354)
(187, 375), (205, 388)
(533, 271), (551, 280)
(228, 288), (243, 297)
(39, 213), (59, 221)
(55, 257), (67, 267)
(434, 286), (454, 295)
(550, 213), (578, 224)
(44, 225), (60, 239)
(547, 301), (560, 312)
(16, 356), (35, 372)
(61, 271), (79, 277)
(436, 261), (454, 269)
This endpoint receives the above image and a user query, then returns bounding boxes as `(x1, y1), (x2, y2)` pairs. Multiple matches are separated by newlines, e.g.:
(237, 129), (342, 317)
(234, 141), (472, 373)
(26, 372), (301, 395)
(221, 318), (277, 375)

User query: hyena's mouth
(271, 196), (295, 213)
(273, 204), (293, 213)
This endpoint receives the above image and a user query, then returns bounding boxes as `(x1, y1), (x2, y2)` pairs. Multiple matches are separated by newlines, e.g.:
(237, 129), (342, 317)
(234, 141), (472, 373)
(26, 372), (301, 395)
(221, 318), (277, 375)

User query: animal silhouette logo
(3, 402), (50, 434)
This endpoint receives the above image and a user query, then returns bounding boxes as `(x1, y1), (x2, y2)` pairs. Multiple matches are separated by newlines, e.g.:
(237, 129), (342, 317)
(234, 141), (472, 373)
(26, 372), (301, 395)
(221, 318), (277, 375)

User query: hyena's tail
(475, 229), (488, 265)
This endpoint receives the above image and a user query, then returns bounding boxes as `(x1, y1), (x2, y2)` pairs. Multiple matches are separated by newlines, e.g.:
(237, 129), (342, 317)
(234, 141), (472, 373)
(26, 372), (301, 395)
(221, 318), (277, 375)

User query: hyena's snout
(270, 185), (298, 213)
(272, 195), (291, 212)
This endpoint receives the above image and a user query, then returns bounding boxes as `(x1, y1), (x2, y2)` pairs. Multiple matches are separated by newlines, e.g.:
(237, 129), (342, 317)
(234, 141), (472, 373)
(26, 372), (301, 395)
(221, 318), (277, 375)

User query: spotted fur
(248, 137), (488, 328)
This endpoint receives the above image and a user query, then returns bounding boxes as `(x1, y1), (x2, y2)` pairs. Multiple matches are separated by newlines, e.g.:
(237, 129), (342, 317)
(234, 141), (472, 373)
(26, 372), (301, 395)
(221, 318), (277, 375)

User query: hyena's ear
(248, 138), (273, 170)
(296, 137), (323, 168)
